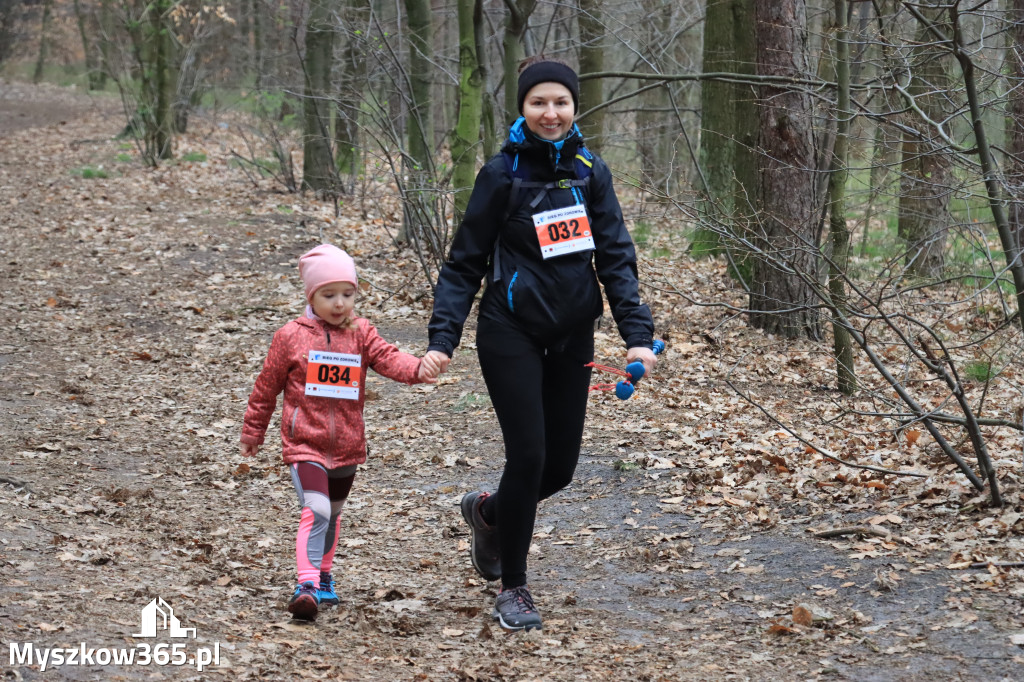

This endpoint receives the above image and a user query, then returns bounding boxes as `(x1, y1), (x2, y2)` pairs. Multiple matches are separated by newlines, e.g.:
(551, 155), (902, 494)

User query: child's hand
(240, 442), (259, 458)
(419, 350), (450, 383)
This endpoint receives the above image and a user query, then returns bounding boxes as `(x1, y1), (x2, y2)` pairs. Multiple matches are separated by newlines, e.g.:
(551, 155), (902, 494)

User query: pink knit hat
(298, 244), (358, 302)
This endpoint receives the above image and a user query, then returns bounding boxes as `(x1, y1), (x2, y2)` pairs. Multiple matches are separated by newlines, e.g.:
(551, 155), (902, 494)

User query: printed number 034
(546, 220), (582, 242)
(317, 365), (351, 384)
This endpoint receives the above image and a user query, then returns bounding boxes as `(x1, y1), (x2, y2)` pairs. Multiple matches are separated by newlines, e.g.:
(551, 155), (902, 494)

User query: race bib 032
(532, 204), (595, 259)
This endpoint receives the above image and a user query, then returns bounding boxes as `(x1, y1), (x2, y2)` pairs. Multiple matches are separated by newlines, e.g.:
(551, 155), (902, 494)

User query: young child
(240, 244), (436, 620)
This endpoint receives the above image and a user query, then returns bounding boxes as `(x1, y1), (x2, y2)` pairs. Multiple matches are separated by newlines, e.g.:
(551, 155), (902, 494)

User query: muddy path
(1, 80), (1022, 681)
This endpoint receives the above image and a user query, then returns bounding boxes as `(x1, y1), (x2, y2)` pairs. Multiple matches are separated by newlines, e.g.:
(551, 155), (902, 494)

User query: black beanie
(516, 61), (580, 114)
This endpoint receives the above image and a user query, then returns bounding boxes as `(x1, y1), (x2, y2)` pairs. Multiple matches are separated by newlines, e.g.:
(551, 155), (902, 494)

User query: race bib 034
(305, 351), (361, 400)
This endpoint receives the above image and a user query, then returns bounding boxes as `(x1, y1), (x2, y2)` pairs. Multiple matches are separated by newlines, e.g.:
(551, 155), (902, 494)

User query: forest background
(2, 0), (1024, 679)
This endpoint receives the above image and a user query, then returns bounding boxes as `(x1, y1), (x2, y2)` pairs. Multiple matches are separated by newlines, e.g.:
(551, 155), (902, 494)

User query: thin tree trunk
(1008, 0), (1024, 271)
(148, 0), (175, 160)
(301, 0), (337, 193)
(475, 0), (495, 158)
(828, 0), (855, 394)
(403, 0), (433, 169)
(252, 0), (266, 88)
(637, 0), (671, 195)
(73, 0), (102, 90)
(577, 0), (604, 154)
(336, 0), (369, 180)
(451, 0), (484, 217)
(502, 0), (538, 124)
(948, 4), (1024, 338)
(33, 0), (53, 84)
(696, 0), (756, 276)
(897, 14), (950, 279)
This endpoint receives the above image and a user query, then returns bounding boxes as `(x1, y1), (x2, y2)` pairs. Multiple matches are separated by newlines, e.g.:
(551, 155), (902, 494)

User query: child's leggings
(290, 461), (356, 584)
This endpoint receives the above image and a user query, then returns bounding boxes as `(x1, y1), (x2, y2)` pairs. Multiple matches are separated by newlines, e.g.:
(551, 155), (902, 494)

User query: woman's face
(522, 82), (574, 141)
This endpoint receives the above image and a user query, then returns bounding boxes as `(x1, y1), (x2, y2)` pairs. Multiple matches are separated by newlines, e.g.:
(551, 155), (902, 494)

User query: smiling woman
(422, 56), (657, 632)
(515, 59), (579, 142)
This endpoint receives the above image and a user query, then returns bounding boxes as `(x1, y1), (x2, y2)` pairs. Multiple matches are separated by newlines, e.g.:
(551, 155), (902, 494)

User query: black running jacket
(427, 123), (654, 356)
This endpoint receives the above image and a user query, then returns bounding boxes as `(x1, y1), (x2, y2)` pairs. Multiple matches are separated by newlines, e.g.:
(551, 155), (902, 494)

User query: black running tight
(475, 315), (594, 589)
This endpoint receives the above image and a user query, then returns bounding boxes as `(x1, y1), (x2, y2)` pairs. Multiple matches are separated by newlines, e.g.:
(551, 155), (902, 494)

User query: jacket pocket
(289, 406), (299, 439)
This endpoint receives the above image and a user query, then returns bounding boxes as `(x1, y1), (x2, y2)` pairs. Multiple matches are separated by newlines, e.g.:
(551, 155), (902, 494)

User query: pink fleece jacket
(241, 316), (423, 468)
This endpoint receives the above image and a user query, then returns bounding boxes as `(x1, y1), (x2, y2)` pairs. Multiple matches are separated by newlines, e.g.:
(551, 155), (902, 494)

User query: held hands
(418, 350), (451, 383)
(626, 346), (658, 376)
(240, 442), (260, 458)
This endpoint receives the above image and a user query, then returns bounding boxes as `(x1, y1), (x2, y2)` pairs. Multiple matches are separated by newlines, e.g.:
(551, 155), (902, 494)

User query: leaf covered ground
(1, 80), (1023, 681)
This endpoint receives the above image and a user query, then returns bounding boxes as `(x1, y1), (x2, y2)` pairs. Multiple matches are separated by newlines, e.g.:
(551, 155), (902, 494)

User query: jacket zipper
(290, 407), (298, 438)
(507, 271), (518, 312)
(325, 328), (336, 468)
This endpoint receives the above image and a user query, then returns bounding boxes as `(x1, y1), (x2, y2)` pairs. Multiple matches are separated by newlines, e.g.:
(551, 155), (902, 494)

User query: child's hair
(299, 244), (359, 330)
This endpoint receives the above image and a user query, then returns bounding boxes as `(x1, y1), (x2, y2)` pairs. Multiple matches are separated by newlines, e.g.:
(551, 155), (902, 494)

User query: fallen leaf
(792, 605), (813, 627)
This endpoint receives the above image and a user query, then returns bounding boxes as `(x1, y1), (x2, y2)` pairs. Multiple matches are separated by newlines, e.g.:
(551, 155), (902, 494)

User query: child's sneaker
(288, 581), (319, 620)
(492, 585), (542, 631)
(460, 491), (501, 581)
(317, 572), (339, 606)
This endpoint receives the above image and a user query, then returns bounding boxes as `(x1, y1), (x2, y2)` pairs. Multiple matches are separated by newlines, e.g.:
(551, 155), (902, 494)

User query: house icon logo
(132, 597), (197, 639)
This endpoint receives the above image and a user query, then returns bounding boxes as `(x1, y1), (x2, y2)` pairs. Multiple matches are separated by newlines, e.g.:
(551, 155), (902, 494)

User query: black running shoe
(460, 491), (501, 581)
(492, 585), (542, 631)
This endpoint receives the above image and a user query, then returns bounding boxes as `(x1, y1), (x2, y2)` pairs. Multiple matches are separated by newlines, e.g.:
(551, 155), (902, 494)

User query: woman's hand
(419, 350), (451, 382)
(626, 346), (657, 376)
(240, 442), (259, 458)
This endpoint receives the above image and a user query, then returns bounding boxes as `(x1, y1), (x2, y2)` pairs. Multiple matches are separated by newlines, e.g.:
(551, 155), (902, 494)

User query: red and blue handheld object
(587, 340), (665, 400)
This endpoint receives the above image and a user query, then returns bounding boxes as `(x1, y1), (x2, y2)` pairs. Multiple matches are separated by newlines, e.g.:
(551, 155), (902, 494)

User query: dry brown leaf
(792, 605), (813, 627)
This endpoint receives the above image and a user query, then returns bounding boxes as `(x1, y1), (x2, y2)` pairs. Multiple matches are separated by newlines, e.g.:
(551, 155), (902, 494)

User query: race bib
(305, 351), (361, 400)
(532, 204), (595, 259)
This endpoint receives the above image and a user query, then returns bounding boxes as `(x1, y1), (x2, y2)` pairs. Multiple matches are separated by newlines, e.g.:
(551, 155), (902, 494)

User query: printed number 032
(546, 220), (582, 242)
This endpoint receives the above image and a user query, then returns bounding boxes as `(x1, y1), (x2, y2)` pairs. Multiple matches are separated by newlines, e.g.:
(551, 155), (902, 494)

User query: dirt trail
(1, 80), (1022, 681)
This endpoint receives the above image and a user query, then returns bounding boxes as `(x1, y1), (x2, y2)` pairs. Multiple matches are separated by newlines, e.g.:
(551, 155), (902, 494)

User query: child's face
(310, 282), (357, 326)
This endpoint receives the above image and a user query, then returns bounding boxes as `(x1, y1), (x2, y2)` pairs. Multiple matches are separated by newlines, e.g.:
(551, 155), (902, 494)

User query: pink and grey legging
(289, 461), (357, 584)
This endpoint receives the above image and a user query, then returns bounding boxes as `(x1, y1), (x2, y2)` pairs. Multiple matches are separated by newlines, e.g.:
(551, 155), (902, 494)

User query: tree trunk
(73, 0), (103, 91)
(145, 0), (176, 161)
(451, 0), (484, 217)
(502, 0), (538, 125)
(696, 0), (756, 268)
(749, 0), (821, 340)
(636, 0), (670, 194)
(1007, 0), (1024, 258)
(897, 14), (951, 279)
(577, 0), (604, 154)
(403, 0), (433, 170)
(301, 0), (337, 194)
(336, 0), (370, 179)
(33, 0), (53, 84)
(252, 0), (266, 88)
(828, 0), (855, 394)
(475, 1), (496, 158)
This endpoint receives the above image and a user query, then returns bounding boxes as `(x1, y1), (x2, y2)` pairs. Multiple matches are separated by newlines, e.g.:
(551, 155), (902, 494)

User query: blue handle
(616, 340), (665, 400)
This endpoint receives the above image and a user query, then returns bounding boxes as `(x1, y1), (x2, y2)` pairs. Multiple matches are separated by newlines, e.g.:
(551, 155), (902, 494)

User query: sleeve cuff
(625, 334), (654, 350)
(427, 339), (455, 357)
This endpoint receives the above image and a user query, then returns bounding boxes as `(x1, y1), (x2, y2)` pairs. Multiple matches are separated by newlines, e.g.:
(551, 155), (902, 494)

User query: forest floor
(1, 79), (1024, 681)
